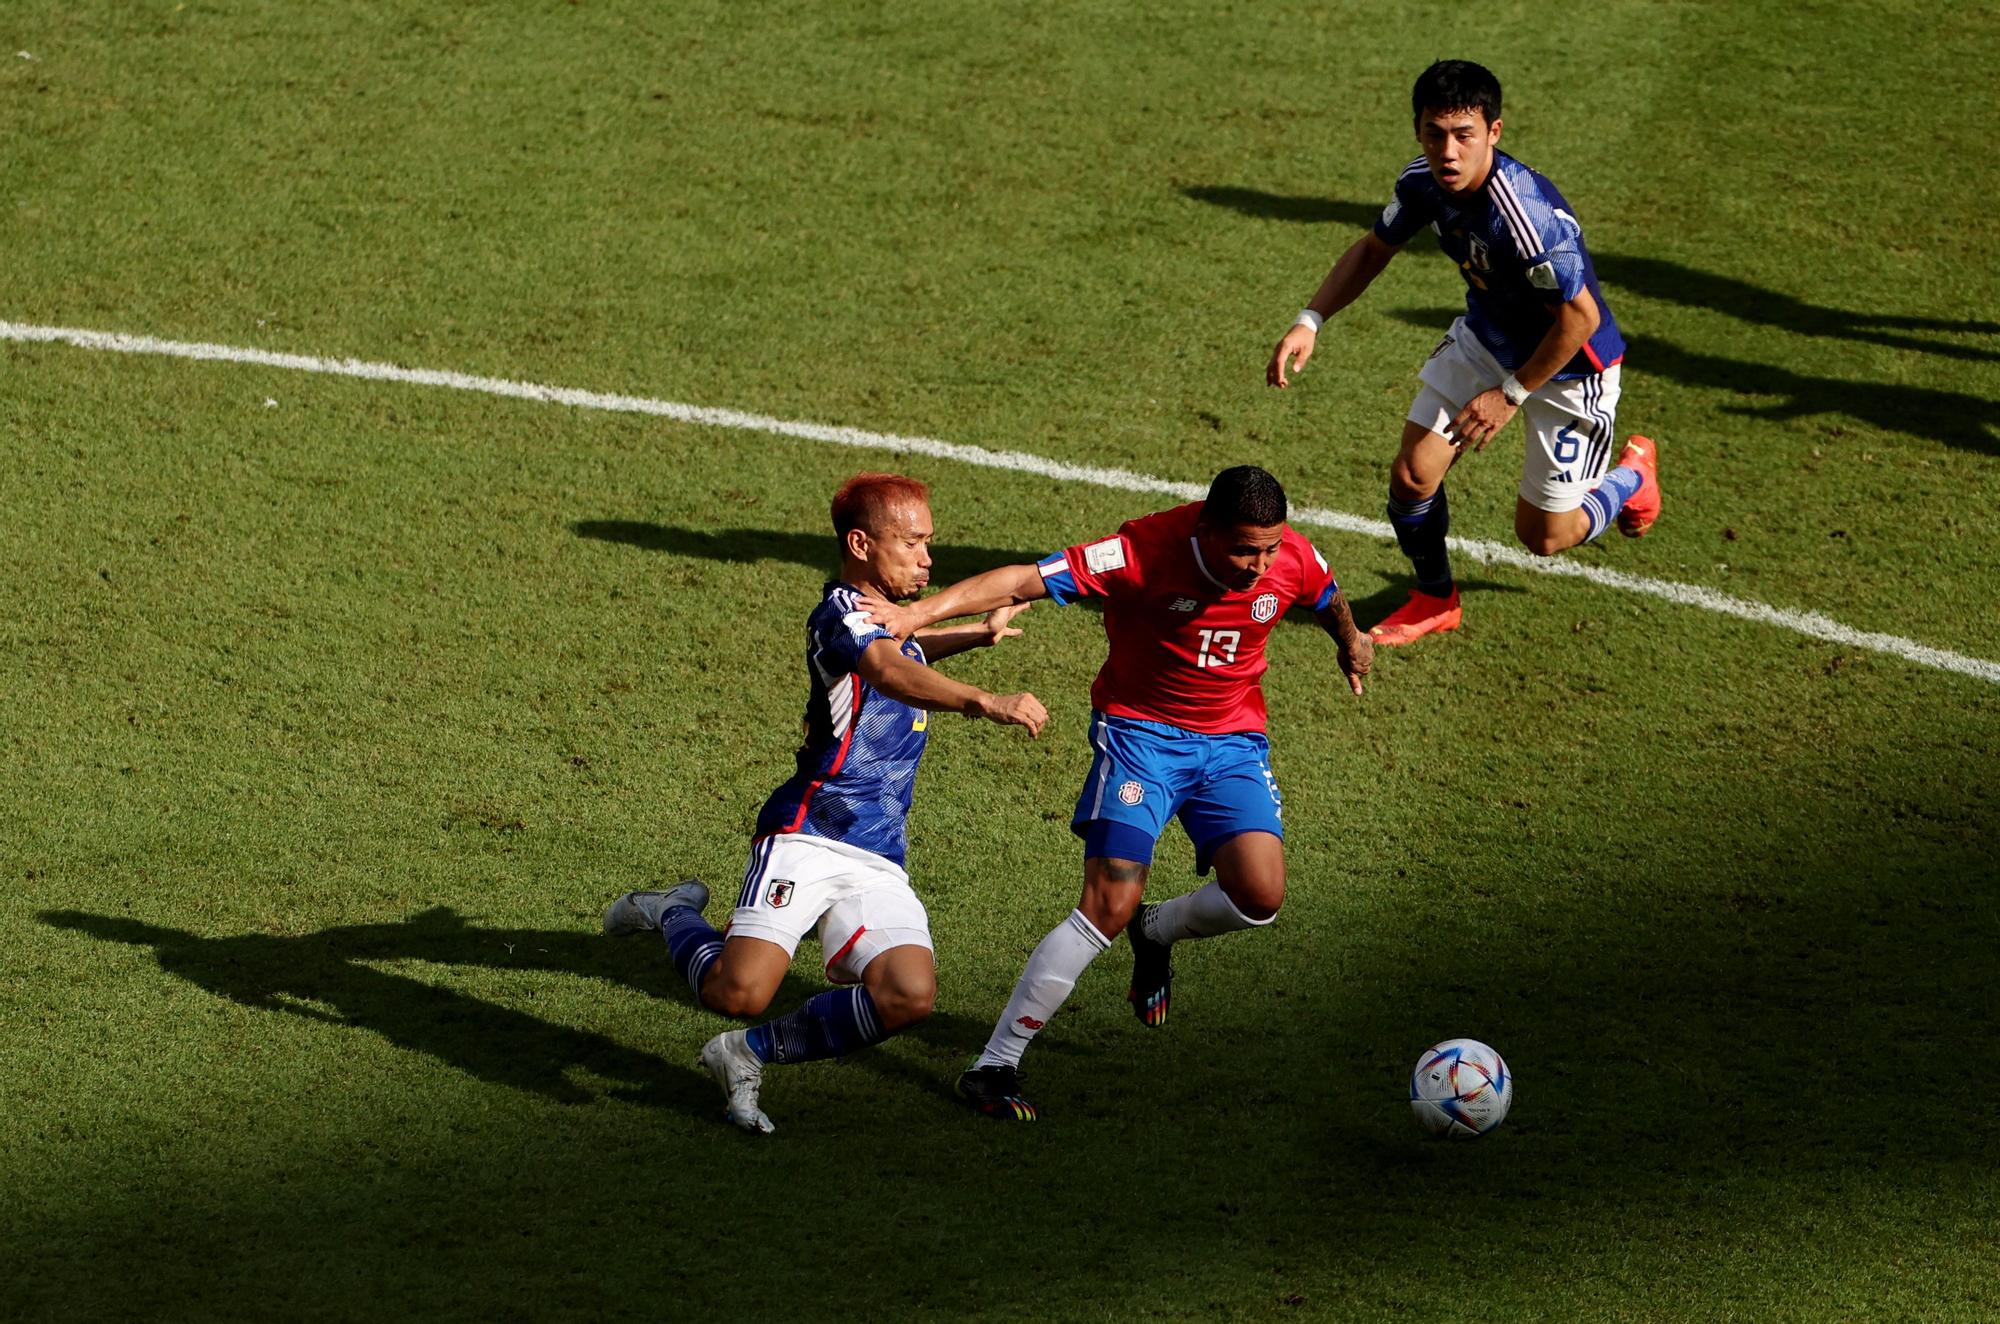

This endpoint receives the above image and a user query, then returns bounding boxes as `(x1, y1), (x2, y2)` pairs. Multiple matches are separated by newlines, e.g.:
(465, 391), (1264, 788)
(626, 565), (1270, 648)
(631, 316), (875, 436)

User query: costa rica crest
(1251, 593), (1279, 623)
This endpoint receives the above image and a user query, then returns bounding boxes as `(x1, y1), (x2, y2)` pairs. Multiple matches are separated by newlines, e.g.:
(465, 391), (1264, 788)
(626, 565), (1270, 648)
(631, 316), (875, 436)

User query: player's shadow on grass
(39, 906), (729, 1109)
(1183, 185), (2000, 361)
(41, 905), (1023, 1109)
(1384, 307), (2000, 455)
(1331, 577), (1524, 633)
(1591, 255), (2000, 364)
(573, 520), (1040, 587)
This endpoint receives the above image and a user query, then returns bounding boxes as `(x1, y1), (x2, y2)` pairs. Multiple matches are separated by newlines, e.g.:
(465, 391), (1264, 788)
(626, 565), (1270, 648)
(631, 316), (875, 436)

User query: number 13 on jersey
(1196, 628), (1240, 668)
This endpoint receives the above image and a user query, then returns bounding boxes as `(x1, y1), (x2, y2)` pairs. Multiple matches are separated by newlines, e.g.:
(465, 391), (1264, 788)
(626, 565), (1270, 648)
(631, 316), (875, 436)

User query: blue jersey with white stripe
(1375, 152), (1625, 378)
(753, 583), (930, 866)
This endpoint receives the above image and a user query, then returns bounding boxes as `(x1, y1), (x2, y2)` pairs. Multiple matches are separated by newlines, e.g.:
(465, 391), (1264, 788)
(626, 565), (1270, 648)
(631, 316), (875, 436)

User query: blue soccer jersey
(753, 582), (930, 866)
(1375, 151), (1625, 378)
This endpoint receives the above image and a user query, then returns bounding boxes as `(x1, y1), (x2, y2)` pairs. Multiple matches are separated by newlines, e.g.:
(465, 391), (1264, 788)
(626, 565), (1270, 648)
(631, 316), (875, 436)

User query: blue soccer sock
(745, 987), (892, 1065)
(1578, 464), (1644, 543)
(659, 906), (724, 998)
(1387, 484), (1454, 596)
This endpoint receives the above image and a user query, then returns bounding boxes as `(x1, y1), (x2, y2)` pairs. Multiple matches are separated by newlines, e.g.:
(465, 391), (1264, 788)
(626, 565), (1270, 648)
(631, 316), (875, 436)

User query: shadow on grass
(1183, 183), (2000, 350)
(1187, 185), (2000, 450)
(581, 520), (1468, 641)
(41, 907), (716, 1109)
(1334, 577), (1525, 631)
(573, 520), (1037, 588)
(1394, 307), (2000, 456)
(38, 905), (1035, 1110)
(23, 702), (2000, 1318)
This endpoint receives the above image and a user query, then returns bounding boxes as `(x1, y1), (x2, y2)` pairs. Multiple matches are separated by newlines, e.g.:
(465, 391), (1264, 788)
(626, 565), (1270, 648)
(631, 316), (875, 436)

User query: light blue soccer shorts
(1070, 711), (1283, 874)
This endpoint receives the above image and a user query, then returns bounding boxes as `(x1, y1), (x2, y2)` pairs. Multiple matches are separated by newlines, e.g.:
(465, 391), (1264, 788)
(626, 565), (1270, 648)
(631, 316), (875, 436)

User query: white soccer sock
(974, 909), (1110, 1070)
(1142, 880), (1274, 944)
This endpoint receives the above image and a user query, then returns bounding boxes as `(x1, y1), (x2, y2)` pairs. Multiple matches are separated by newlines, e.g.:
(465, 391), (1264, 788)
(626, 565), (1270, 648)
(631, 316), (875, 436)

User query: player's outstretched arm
(860, 563), (1049, 639)
(916, 602), (1030, 662)
(1267, 231), (1401, 389)
(856, 638), (1048, 737)
(1314, 590), (1373, 696)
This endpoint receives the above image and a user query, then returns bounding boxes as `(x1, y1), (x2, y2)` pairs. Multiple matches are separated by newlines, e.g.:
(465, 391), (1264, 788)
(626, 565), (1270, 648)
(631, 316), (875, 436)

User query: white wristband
(1499, 373), (1529, 406)
(1294, 309), (1323, 333)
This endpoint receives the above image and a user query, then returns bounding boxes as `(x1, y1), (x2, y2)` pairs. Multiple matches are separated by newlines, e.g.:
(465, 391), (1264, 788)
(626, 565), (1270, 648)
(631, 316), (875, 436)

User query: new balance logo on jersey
(1169, 597), (1198, 612)
(766, 880), (795, 908)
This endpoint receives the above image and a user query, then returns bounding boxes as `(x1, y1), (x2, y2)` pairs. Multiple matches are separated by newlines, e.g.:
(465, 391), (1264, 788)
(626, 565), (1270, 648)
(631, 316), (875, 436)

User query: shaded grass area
(3, 359), (1996, 1320)
(1, 0), (1997, 1319)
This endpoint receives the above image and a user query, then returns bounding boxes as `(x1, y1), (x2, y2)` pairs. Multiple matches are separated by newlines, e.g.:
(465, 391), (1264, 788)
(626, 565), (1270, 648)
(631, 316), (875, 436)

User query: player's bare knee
(1079, 857), (1147, 938)
(1389, 455), (1438, 501)
(1514, 505), (1578, 558)
(1221, 876), (1285, 922)
(1080, 889), (1141, 939)
(1513, 514), (1560, 557)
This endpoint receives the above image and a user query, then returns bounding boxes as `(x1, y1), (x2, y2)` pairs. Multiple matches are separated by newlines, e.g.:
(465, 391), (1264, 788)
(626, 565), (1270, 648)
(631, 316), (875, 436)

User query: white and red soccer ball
(1410, 1038), (1513, 1139)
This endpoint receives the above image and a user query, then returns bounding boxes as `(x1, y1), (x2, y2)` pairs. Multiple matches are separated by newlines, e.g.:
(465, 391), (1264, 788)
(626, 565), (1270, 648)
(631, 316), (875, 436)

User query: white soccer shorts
(1407, 316), (1622, 514)
(727, 833), (934, 984)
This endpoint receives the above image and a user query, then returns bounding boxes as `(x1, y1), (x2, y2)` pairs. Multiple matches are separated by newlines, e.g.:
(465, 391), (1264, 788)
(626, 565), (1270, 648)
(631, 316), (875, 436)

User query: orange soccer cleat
(1368, 586), (1462, 647)
(1615, 435), (1661, 537)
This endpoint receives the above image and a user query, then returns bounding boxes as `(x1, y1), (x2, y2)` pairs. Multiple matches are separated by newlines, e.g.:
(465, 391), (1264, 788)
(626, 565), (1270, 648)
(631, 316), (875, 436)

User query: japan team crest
(766, 879), (795, 908)
(1117, 781), (1145, 806)
(1251, 593), (1279, 623)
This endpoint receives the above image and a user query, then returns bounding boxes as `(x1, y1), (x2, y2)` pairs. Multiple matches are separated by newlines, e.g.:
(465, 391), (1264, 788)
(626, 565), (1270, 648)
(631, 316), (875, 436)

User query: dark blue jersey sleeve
(1373, 162), (1438, 247)
(1489, 163), (1587, 302)
(810, 587), (895, 674)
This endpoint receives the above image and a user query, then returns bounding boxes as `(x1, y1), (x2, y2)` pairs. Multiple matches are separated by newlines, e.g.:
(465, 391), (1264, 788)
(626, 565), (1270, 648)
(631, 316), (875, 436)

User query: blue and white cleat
(600, 879), (709, 937)
(700, 1029), (775, 1134)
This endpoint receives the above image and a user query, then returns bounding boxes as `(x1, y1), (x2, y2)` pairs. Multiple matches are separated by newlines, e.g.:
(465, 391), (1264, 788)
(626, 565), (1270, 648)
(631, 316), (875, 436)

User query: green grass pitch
(2, 2), (1997, 1319)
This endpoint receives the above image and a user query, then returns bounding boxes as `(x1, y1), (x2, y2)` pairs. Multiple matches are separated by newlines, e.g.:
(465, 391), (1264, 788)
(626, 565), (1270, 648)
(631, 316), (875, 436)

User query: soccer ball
(1409, 1038), (1512, 1139)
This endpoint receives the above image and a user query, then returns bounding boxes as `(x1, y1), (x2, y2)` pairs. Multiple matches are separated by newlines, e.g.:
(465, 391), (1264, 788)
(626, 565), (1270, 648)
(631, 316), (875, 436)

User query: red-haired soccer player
(600, 473), (1046, 1133)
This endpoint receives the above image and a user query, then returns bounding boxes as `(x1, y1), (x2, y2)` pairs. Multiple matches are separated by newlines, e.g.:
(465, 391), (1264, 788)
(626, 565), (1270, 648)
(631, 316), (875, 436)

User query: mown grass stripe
(6, 318), (1995, 687)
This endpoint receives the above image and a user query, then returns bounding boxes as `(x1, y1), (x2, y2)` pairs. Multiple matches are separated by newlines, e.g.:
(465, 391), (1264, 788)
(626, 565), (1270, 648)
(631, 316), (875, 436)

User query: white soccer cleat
(699, 1029), (775, 1134)
(600, 879), (709, 937)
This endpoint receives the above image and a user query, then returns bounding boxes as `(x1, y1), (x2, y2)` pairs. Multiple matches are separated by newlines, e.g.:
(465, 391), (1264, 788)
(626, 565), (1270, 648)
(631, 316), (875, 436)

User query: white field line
(6, 318), (1997, 687)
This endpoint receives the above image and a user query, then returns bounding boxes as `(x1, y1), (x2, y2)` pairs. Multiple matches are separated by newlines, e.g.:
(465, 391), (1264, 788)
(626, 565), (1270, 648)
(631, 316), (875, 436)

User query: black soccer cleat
(1126, 903), (1173, 1028)
(957, 1063), (1038, 1122)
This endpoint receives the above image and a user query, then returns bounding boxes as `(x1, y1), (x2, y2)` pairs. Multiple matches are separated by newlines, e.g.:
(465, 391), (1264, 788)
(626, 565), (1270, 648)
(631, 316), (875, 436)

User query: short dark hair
(831, 472), (930, 537)
(1412, 59), (1502, 127)
(1202, 466), (1287, 528)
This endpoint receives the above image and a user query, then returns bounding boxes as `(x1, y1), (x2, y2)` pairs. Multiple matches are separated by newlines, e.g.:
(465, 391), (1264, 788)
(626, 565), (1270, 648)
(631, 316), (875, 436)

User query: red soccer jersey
(1037, 503), (1337, 734)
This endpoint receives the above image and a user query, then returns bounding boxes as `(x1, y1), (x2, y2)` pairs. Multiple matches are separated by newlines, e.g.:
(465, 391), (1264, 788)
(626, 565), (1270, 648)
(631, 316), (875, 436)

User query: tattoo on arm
(1316, 590), (1361, 645)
